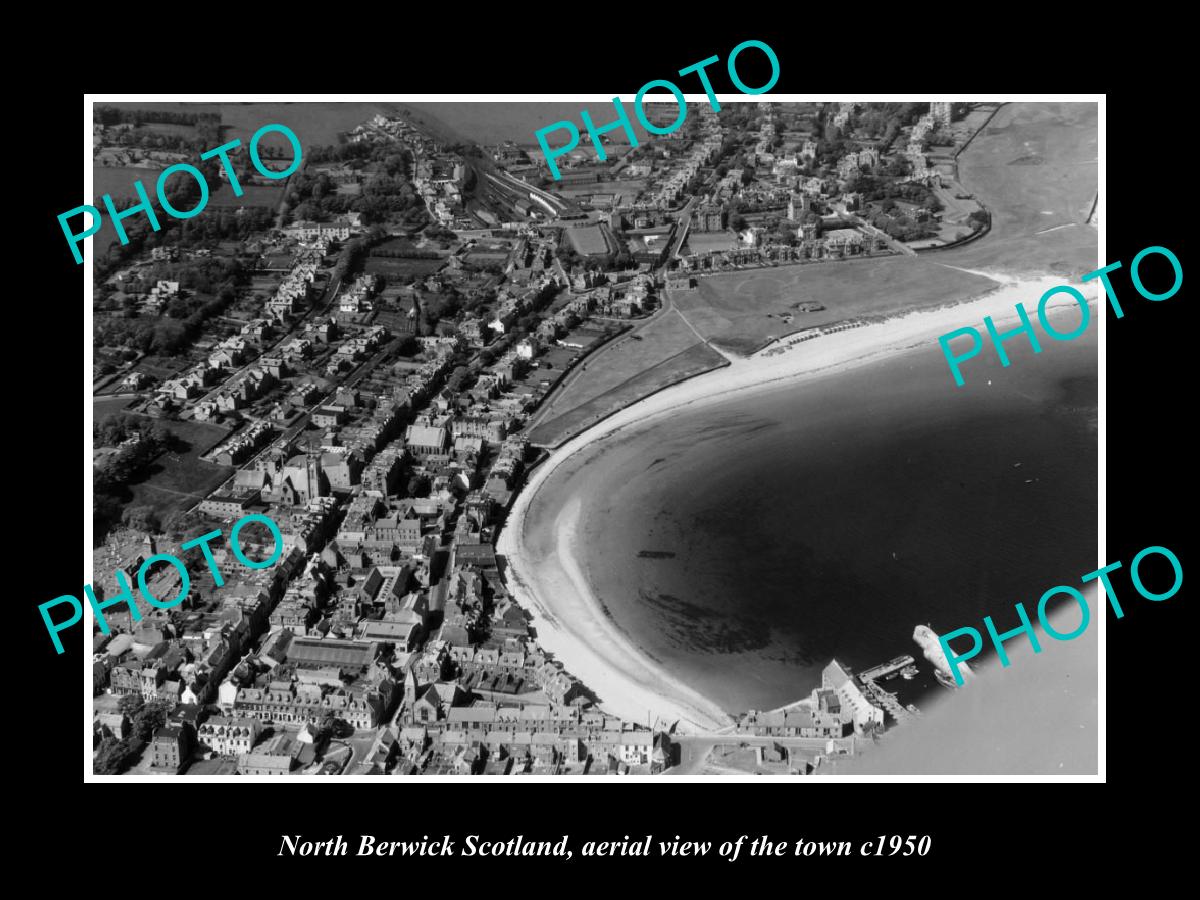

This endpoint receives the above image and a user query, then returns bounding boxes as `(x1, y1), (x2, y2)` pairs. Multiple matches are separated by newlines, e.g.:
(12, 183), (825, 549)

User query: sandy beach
(496, 270), (1098, 734)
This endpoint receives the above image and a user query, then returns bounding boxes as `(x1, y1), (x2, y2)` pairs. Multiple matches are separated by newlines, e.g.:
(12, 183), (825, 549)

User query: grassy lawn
(207, 181), (284, 209)
(94, 396), (135, 420)
(91, 166), (163, 257)
(526, 309), (727, 447)
(93, 165), (162, 202)
(677, 256), (1000, 355)
(364, 256), (445, 281)
(125, 456), (234, 518)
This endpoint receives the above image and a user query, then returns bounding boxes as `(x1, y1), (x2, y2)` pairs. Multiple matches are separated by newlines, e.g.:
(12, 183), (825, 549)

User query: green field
(93, 395), (135, 420)
(93, 165), (169, 201)
(942, 101), (1098, 276)
(207, 181), (285, 209)
(96, 415), (233, 519)
(90, 163), (283, 260)
(678, 257), (1000, 355)
(526, 309), (727, 447)
(219, 102), (393, 153)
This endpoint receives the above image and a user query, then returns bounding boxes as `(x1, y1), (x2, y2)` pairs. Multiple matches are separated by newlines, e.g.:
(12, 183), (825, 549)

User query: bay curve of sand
(495, 269), (1100, 735)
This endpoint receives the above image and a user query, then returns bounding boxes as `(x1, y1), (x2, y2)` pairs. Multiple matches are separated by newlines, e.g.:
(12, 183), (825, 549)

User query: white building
(822, 660), (885, 734)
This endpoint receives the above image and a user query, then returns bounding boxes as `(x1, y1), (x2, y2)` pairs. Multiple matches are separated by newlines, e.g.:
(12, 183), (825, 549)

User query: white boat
(913, 623), (973, 687)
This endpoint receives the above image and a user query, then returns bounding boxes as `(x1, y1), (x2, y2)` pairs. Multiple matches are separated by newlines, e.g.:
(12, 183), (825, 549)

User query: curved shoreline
(496, 272), (1097, 734)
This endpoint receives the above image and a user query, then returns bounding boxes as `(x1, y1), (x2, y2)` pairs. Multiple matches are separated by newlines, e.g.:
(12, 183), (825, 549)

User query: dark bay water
(559, 324), (1098, 714)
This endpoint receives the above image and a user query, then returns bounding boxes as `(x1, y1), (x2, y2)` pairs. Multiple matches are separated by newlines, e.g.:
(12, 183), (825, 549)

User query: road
(191, 330), (402, 506)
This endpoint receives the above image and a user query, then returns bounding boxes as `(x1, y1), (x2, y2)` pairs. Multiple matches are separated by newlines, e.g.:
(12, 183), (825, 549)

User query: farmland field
(217, 102), (390, 153)
(89, 163), (284, 260)
(677, 257), (1000, 355)
(526, 309), (727, 447)
(93, 165), (162, 203)
(91, 165), (170, 257)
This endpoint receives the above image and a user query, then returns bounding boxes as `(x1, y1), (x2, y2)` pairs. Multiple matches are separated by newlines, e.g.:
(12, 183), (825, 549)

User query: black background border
(21, 22), (1190, 878)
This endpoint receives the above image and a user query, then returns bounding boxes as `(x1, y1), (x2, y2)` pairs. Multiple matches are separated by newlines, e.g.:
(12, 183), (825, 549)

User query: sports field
(677, 257), (1000, 355)
(567, 224), (611, 257)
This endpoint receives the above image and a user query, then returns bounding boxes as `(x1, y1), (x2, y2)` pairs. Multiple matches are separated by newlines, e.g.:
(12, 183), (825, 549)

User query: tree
(407, 475), (430, 497)
(95, 414), (132, 446)
(117, 694), (145, 717)
(93, 493), (124, 544)
(162, 508), (198, 541)
(446, 365), (472, 393)
(122, 506), (162, 534)
(94, 737), (140, 775)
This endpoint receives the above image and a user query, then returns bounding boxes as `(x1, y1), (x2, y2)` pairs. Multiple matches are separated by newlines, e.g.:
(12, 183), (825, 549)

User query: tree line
(94, 697), (175, 775)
